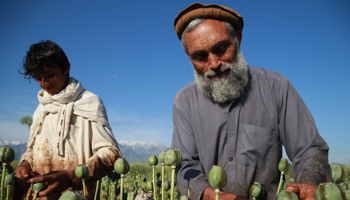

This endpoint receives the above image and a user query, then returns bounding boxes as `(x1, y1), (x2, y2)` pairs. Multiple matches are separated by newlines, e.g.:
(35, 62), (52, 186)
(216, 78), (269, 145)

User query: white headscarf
(28, 77), (110, 156)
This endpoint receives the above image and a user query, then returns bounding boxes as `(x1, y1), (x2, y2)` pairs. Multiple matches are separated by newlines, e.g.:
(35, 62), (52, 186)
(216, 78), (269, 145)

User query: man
(171, 3), (331, 200)
(16, 40), (121, 199)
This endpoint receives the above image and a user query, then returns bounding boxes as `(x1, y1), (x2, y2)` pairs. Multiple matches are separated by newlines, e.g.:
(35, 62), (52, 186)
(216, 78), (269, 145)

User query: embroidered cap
(174, 3), (244, 40)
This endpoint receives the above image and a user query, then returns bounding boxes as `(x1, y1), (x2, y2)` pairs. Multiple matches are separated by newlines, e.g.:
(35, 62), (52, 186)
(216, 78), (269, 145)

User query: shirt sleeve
(19, 147), (34, 169)
(171, 99), (211, 200)
(67, 120), (121, 187)
(277, 78), (331, 185)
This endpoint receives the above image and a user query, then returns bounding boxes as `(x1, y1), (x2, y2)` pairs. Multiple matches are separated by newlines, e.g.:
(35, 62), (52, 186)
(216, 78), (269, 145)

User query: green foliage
(99, 163), (177, 200)
(20, 115), (32, 129)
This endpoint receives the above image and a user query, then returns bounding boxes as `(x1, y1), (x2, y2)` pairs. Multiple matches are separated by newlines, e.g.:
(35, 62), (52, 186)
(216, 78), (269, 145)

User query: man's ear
(235, 30), (242, 46)
(65, 63), (71, 75)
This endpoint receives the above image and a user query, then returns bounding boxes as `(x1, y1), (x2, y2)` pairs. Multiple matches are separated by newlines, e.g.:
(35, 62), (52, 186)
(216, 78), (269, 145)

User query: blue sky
(0, 0), (349, 164)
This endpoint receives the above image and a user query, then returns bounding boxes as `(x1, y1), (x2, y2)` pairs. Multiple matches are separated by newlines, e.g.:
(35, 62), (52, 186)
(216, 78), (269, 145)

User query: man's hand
(27, 170), (73, 197)
(285, 182), (317, 200)
(202, 187), (248, 200)
(15, 160), (31, 179)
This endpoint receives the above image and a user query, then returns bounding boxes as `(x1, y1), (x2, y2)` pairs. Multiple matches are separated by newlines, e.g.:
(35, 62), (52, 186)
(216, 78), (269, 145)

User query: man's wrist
(19, 160), (31, 169)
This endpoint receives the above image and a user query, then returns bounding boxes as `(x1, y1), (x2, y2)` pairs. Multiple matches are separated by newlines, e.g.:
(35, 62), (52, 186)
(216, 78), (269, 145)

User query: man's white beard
(194, 50), (249, 104)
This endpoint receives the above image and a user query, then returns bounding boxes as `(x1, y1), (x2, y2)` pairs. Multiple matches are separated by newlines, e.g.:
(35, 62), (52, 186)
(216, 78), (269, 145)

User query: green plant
(31, 182), (46, 200)
(75, 164), (89, 196)
(208, 165), (227, 200)
(249, 182), (264, 200)
(314, 182), (345, 200)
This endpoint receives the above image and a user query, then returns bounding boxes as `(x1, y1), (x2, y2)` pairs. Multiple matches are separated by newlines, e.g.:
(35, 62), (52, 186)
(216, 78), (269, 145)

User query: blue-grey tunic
(171, 66), (331, 200)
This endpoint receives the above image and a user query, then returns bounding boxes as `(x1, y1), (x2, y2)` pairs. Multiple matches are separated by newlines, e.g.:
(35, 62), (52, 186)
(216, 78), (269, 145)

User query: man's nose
(41, 77), (50, 87)
(208, 53), (221, 71)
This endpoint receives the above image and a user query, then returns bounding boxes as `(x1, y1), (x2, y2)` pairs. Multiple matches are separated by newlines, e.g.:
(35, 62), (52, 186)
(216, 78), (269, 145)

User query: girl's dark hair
(19, 40), (69, 80)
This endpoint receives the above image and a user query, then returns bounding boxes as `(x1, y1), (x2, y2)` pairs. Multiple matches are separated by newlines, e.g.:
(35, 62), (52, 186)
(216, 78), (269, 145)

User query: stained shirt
(171, 66), (331, 200)
(20, 78), (121, 200)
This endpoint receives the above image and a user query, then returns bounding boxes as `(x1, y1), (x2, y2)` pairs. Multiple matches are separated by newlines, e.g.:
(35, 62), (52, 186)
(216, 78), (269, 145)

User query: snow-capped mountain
(0, 140), (169, 164)
(0, 140), (25, 146)
(118, 141), (169, 164)
(118, 140), (168, 152)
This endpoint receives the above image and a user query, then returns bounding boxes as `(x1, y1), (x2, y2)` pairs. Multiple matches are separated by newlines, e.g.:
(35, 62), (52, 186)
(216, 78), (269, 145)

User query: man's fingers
(17, 170), (29, 179)
(285, 182), (300, 194)
(28, 174), (54, 184)
(32, 183), (56, 197)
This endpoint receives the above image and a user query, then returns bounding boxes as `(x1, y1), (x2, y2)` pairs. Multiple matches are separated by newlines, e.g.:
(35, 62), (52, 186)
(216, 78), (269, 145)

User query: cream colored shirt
(20, 78), (121, 199)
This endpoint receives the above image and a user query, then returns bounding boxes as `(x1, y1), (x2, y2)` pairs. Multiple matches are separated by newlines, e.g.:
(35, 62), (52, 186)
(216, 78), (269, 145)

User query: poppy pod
(249, 182), (264, 199)
(314, 182), (345, 200)
(0, 146), (15, 164)
(58, 190), (87, 200)
(330, 164), (345, 183)
(31, 182), (46, 193)
(164, 149), (183, 167)
(114, 158), (130, 174)
(148, 155), (158, 166)
(278, 158), (289, 173)
(4, 173), (13, 186)
(276, 190), (299, 200)
(146, 180), (153, 191)
(75, 164), (89, 179)
(158, 151), (166, 163)
(208, 165), (227, 189)
(163, 181), (170, 191)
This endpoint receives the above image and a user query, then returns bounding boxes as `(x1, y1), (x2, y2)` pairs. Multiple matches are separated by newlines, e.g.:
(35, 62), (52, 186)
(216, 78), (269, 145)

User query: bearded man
(15, 40), (121, 199)
(171, 3), (331, 200)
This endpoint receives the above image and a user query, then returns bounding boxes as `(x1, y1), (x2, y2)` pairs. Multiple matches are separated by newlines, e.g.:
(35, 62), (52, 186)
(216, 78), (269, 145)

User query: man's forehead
(184, 20), (232, 46)
(33, 67), (56, 77)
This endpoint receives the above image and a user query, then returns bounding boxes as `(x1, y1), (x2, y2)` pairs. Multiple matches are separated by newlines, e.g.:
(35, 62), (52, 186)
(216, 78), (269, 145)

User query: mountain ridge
(0, 140), (169, 164)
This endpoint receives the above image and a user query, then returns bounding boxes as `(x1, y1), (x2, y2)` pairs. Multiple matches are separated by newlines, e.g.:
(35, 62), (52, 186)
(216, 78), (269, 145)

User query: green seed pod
(31, 182), (47, 193)
(249, 182), (264, 199)
(146, 180), (153, 191)
(288, 177), (295, 183)
(180, 195), (190, 200)
(344, 190), (350, 200)
(59, 190), (87, 200)
(208, 165), (227, 189)
(4, 173), (14, 186)
(314, 182), (345, 200)
(163, 181), (170, 191)
(127, 192), (136, 200)
(137, 187), (145, 195)
(114, 158), (130, 174)
(148, 155), (158, 166)
(157, 180), (162, 187)
(75, 164), (89, 179)
(158, 151), (166, 164)
(330, 164), (345, 183)
(164, 149), (182, 167)
(0, 146), (16, 164)
(276, 190), (298, 200)
(278, 158), (289, 173)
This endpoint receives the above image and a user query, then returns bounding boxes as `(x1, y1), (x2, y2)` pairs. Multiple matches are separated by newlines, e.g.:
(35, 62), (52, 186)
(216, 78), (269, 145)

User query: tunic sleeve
(67, 116), (121, 186)
(277, 78), (331, 185)
(171, 99), (211, 200)
(19, 147), (34, 169)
